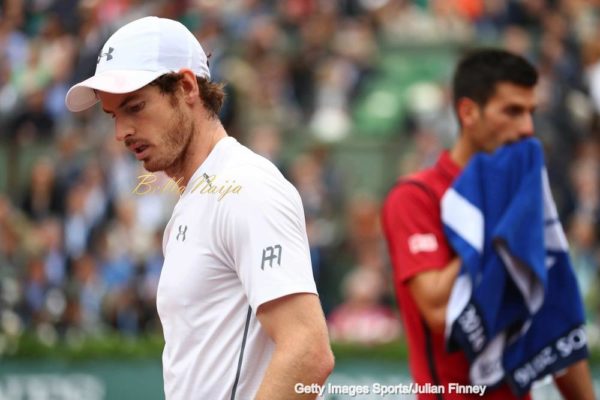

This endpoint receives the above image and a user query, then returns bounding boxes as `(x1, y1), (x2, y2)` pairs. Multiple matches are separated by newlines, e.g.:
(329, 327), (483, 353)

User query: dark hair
(151, 72), (225, 119)
(452, 48), (538, 108)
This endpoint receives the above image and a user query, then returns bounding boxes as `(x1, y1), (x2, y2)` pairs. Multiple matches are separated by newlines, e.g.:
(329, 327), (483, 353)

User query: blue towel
(441, 138), (588, 396)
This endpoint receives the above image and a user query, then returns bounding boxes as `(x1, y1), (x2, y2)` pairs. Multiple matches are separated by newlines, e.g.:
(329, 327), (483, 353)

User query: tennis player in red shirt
(382, 48), (594, 400)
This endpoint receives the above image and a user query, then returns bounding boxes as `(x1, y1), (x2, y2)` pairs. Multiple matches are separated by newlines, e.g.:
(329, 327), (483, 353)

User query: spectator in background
(21, 157), (63, 220)
(37, 217), (67, 289)
(8, 89), (55, 143)
(63, 184), (92, 260)
(583, 34), (600, 116)
(78, 159), (110, 228)
(138, 229), (164, 332)
(328, 267), (401, 344)
(70, 252), (106, 336)
(23, 257), (49, 326)
(247, 124), (285, 171)
(568, 213), (600, 311)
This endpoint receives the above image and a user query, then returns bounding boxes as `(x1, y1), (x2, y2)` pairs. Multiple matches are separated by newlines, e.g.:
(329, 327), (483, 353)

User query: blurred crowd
(0, 0), (599, 351)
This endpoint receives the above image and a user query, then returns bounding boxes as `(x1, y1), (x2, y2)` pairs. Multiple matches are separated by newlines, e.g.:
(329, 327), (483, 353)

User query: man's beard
(144, 107), (194, 175)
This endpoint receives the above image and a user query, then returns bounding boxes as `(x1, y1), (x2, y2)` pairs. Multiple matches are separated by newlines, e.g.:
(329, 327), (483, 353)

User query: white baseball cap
(65, 16), (211, 112)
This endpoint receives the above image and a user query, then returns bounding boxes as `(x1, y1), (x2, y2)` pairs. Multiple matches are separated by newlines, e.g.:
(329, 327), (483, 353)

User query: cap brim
(65, 70), (167, 112)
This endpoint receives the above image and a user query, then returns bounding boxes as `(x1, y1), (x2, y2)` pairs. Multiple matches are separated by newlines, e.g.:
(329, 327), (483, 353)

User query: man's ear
(456, 97), (480, 128)
(178, 69), (200, 105)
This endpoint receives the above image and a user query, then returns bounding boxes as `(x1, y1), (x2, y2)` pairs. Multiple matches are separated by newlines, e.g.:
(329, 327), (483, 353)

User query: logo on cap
(97, 47), (115, 64)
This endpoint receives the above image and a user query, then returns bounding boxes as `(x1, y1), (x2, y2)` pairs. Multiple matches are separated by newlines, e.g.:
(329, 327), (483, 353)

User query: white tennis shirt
(156, 137), (318, 399)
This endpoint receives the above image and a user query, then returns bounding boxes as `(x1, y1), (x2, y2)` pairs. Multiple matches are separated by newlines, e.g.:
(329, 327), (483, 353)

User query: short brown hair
(453, 48), (538, 108)
(151, 72), (225, 118)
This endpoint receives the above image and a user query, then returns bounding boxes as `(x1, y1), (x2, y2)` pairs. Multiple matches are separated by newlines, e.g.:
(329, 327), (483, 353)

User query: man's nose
(520, 114), (534, 138)
(114, 118), (134, 142)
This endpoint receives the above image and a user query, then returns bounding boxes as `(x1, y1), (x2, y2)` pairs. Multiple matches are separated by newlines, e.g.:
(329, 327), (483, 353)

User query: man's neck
(167, 117), (228, 190)
(449, 134), (476, 168)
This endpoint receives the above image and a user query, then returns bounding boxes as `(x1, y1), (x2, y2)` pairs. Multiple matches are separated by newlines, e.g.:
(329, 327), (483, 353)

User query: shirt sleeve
(218, 167), (318, 311)
(382, 182), (454, 283)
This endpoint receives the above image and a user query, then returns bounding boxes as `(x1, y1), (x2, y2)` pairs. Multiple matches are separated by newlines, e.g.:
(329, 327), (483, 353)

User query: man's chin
(142, 158), (180, 176)
(141, 159), (165, 173)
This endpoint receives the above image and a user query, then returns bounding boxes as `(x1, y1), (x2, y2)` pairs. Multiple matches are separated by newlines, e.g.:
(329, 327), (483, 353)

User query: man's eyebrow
(102, 94), (141, 114)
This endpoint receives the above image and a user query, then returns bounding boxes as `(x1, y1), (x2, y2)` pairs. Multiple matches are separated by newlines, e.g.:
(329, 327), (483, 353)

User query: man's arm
(382, 183), (461, 335)
(407, 257), (461, 334)
(255, 293), (335, 400)
(553, 359), (595, 400)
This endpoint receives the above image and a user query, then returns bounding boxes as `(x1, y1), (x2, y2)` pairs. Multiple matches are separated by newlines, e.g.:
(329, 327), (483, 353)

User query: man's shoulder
(223, 142), (285, 181)
(401, 167), (442, 190)
(385, 165), (444, 205)
(216, 150), (300, 214)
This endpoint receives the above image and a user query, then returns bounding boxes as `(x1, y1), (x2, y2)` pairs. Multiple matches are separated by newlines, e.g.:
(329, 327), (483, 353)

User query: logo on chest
(176, 225), (188, 242)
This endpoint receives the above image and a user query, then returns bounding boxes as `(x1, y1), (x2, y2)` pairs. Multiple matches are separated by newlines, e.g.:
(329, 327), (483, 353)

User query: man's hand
(407, 257), (461, 334)
(255, 293), (334, 399)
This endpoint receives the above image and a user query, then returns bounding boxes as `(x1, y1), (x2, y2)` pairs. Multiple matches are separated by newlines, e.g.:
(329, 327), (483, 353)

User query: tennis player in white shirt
(66, 16), (334, 400)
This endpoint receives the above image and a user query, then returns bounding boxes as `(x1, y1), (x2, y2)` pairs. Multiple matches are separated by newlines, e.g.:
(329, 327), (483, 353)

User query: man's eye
(505, 106), (522, 116)
(128, 102), (145, 113)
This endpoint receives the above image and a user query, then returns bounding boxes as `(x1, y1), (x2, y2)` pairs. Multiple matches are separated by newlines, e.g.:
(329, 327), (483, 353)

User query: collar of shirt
(181, 136), (237, 197)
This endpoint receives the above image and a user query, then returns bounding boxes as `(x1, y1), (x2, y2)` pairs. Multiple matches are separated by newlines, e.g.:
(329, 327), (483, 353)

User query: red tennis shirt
(381, 151), (531, 400)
